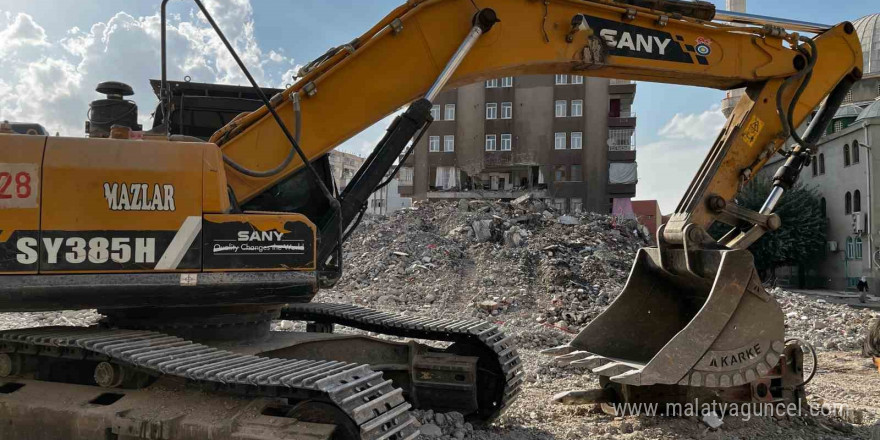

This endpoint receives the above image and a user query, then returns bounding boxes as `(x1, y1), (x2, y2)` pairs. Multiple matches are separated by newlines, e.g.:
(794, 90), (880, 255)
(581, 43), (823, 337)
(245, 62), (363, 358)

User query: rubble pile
(409, 410), (476, 439)
(329, 198), (649, 346)
(773, 288), (878, 351)
(0, 310), (100, 331)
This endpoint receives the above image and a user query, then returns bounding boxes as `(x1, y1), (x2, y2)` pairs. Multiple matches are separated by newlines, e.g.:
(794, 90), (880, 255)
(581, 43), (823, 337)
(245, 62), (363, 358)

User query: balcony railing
(609, 143), (636, 152)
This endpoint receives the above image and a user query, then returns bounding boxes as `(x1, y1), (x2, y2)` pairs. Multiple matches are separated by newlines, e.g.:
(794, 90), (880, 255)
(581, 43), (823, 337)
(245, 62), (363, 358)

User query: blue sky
(0, 0), (875, 213)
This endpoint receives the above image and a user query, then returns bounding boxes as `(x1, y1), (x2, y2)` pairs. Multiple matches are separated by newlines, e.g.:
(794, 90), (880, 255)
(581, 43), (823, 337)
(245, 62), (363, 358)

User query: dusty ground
(306, 291), (880, 440)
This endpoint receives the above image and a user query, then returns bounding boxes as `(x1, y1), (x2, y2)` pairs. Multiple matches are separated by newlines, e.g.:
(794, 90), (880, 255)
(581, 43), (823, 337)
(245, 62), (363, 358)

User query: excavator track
(0, 327), (419, 440)
(281, 303), (523, 422)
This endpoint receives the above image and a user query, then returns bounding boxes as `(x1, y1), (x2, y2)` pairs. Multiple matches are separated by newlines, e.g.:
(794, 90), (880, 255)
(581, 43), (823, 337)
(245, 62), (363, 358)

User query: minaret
(721, 0), (747, 117)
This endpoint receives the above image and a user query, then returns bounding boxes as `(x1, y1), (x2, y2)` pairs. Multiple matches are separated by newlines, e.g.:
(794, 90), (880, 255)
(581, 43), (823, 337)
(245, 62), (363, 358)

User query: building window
(429, 136), (440, 152)
(501, 102), (513, 119)
(570, 165), (583, 182)
(485, 134), (496, 151)
(570, 198), (583, 213)
(435, 166), (459, 190)
(486, 79), (498, 88)
(571, 75), (584, 85)
(844, 144), (851, 166)
(854, 190), (861, 212)
(820, 197), (826, 217)
(819, 153), (825, 174)
(398, 167), (413, 185)
(846, 237), (864, 260)
(853, 140), (860, 163)
(555, 132), (567, 150)
(844, 90), (853, 102)
(444, 104), (456, 121)
(501, 134), (512, 151)
(811, 160), (818, 177)
(430, 105), (441, 120)
(554, 166), (567, 182)
(443, 135), (455, 152)
(553, 198), (566, 211)
(834, 120), (843, 133)
(571, 132), (583, 150)
(845, 191), (852, 214)
(555, 74), (568, 85)
(486, 103), (498, 120)
(608, 128), (635, 150)
(501, 76), (513, 87)
(555, 100), (567, 118)
(571, 100), (583, 117)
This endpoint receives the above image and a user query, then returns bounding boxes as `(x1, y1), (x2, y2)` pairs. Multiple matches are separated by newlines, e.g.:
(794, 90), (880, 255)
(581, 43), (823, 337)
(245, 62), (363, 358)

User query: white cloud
(0, 12), (49, 57)
(637, 105), (726, 213)
(0, 0), (400, 186)
(658, 104), (726, 141)
(0, 1), (296, 135)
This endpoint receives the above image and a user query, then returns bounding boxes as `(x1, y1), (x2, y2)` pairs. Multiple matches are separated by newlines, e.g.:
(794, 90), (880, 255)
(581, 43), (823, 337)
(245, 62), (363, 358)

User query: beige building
(328, 151), (365, 190)
(757, 13), (880, 289)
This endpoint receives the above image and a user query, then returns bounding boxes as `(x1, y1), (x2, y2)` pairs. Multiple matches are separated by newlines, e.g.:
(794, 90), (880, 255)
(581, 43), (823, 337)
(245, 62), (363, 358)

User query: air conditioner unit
(852, 212), (866, 235)
(828, 241), (838, 252)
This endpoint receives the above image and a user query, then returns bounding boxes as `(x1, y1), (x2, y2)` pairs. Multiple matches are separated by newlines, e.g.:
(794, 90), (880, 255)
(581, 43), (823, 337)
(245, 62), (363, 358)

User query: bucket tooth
(569, 355), (609, 369)
(554, 350), (594, 366)
(592, 362), (637, 377)
(609, 369), (642, 386)
(541, 344), (576, 356)
(551, 388), (615, 405)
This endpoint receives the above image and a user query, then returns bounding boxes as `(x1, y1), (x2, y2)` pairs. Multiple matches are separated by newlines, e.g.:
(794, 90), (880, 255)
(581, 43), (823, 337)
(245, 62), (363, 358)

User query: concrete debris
(472, 219), (494, 242)
(557, 215), (580, 225)
(702, 412), (723, 429)
(329, 199), (650, 348)
(0, 310), (100, 330)
(410, 410), (472, 439)
(771, 287), (877, 352)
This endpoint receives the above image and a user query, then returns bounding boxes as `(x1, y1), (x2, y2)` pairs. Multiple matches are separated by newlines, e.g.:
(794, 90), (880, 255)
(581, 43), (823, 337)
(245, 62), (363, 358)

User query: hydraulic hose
(775, 36), (819, 152)
(221, 93), (302, 178)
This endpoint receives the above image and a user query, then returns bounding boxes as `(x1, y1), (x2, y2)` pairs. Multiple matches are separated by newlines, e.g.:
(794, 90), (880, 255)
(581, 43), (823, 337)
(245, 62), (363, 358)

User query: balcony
(608, 111), (636, 128)
(721, 89), (744, 117)
(609, 143), (635, 152)
(608, 128), (636, 161)
(609, 79), (636, 95)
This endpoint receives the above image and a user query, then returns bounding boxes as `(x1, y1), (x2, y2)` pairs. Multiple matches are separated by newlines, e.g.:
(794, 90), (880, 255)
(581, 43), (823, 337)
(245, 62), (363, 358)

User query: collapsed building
(398, 75), (638, 214)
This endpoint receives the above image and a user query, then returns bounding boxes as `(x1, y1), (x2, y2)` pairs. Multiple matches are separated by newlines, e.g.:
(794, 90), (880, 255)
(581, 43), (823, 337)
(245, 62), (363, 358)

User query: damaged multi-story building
(398, 74), (637, 214)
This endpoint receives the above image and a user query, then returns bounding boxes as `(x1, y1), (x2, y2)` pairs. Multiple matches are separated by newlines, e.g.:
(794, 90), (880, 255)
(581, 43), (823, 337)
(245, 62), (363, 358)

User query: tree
(710, 177), (827, 280)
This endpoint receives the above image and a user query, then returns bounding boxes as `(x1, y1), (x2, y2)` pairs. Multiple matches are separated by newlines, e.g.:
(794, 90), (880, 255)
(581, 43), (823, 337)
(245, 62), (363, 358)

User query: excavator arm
(201, 0), (860, 269)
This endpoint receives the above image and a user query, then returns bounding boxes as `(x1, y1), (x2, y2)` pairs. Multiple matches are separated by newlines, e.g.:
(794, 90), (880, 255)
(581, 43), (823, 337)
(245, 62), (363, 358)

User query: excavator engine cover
(568, 247), (784, 388)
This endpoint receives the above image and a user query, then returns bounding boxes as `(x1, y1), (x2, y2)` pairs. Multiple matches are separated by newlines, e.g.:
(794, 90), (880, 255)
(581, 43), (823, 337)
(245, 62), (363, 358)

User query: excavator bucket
(551, 247), (786, 388)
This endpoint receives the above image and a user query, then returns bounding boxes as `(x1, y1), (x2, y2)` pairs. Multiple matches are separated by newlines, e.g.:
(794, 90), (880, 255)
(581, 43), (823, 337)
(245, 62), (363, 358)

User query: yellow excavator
(0, 0), (863, 438)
